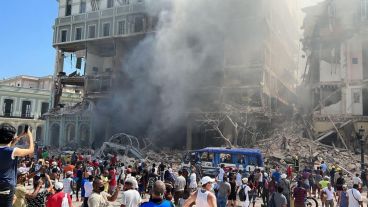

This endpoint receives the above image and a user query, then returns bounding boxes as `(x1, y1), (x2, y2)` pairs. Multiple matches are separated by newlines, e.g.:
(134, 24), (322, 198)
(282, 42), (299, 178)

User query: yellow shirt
(100, 175), (109, 192)
(319, 180), (329, 189)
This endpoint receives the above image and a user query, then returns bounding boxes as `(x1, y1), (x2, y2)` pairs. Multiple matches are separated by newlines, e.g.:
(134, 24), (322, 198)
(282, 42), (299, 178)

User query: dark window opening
(61, 30), (67, 42)
(88, 25), (96, 38)
(66, 0), (72, 16)
(21, 101), (32, 118)
(75, 27), (82, 40)
(103, 23), (110, 36)
(134, 16), (144, 32)
(107, 0), (114, 8)
(41, 102), (49, 115)
(3, 99), (13, 117)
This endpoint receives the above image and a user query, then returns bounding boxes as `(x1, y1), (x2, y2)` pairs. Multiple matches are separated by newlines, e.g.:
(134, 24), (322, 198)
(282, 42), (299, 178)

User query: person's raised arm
(183, 191), (198, 207)
(13, 130), (34, 157)
(107, 182), (121, 202)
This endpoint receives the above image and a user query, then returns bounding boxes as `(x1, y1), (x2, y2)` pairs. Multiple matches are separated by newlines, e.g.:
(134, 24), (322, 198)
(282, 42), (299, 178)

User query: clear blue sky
(0, 0), (58, 79)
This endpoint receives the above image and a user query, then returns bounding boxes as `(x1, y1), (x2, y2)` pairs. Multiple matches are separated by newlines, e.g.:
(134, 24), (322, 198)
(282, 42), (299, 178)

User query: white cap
(54, 182), (64, 190)
(201, 176), (215, 185)
(242, 178), (248, 183)
(52, 161), (57, 166)
(66, 171), (73, 176)
(125, 177), (138, 189)
(264, 173), (268, 177)
(281, 174), (287, 179)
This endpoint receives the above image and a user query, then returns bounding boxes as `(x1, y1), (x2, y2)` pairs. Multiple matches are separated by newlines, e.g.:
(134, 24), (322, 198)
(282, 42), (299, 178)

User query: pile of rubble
(256, 123), (367, 175)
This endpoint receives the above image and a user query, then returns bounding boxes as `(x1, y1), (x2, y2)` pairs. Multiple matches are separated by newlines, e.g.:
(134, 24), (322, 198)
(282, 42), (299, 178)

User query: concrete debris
(256, 122), (367, 175)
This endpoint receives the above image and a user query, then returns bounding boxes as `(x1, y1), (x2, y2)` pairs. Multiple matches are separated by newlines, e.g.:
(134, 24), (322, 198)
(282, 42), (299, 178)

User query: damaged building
(301, 0), (368, 150)
(46, 0), (300, 150)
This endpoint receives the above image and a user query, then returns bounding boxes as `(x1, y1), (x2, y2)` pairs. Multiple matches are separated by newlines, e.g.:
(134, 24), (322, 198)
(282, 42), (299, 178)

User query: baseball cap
(54, 182), (64, 190)
(125, 177), (138, 189)
(281, 174), (287, 179)
(66, 171), (73, 176)
(201, 176), (215, 185)
(242, 178), (248, 183)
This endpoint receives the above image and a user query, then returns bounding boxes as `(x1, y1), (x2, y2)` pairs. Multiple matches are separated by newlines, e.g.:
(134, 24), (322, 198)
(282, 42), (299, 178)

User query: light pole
(358, 128), (365, 172)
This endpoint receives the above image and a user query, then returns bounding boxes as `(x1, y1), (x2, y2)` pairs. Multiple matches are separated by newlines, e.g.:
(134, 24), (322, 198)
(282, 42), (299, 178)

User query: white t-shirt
(84, 181), (93, 197)
(218, 168), (225, 182)
(347, 189), (362, 207)
(322, 187), (335, 200)
(236, 173), (242, 186)
(121, 189), (141, 207)
(258, 172), (263, 182)
(352, 177), (362, 185)
(189, 173), (197, 188)
(63, 177), (74, 194)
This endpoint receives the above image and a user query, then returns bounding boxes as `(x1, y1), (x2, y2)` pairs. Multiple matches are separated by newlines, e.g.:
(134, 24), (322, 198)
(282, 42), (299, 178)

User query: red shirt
(78, 154), (84, 161)
(111, 156), (117, 166)
(46, 192), (72, 207)
(109, 170), (117, 186)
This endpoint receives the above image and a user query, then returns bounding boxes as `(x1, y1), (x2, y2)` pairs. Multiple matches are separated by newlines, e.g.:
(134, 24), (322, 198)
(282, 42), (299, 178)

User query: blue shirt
(140, 200), (174, 207)
(320, 163), (327, 173)
(81, 178), (87, 197)
(0, 147), (18, 189)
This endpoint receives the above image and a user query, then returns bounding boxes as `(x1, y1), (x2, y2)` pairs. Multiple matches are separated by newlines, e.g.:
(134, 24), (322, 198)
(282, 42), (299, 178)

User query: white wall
(319, 60), (342, 82)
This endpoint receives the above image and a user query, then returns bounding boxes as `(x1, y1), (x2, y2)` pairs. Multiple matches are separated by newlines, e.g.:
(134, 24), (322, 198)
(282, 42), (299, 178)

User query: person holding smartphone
(0, 123), (34, 207)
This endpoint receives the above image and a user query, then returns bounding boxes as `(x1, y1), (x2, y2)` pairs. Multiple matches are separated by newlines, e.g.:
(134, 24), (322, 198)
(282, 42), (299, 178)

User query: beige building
(0, 75), (82, 143)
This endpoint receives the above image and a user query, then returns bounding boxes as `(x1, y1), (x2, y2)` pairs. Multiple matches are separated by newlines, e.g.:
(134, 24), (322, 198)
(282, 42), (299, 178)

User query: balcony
(85, 75), (113, 97)
(0, 114), (35, 120)
(53, 3), (151, 47)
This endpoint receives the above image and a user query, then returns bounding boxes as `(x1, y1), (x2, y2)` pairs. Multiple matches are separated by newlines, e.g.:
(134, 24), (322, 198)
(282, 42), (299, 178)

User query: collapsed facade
(47, 0), (300, 150)
(302, 0), (368, 150)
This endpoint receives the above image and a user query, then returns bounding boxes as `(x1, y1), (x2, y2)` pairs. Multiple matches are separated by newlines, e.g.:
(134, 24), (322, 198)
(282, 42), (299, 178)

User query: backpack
(239, 185), (248, 202)
(268, 193), (276, 207)
(61, 193), (69, 207)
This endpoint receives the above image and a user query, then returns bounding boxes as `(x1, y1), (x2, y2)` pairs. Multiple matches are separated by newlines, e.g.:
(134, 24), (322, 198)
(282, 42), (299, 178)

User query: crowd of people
(0, 123), (367, 207)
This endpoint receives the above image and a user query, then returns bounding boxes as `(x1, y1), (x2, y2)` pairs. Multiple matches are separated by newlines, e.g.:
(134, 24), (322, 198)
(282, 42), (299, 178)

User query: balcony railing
(0, 114), (35, 119)
(53, 3), (150, 45)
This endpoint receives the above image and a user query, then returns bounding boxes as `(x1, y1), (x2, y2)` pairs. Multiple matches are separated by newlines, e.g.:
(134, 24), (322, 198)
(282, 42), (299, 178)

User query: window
(118, 0), (129, 5)
(21, 101), (32, 118)
(220, 153), (232, 163)
(103, 23), (110, 36)
(118, 20), (126, 35)
(61, 30), (68, 42)
(80, 0), (86, 13)
(200, 152), (214, 162)
(352, 58), (359, 64)
(88, 25), (96, 38)
(353, 91), (361, 103)
(134, 16), (144, 32)
(107, 0), (114, 8)
(66, 0), (72, 16)
(92, 67), (99, 74)
(3, 99), (13, 117)
(41, 102), (49, 115)
(362, 0), (368, 19)
(75, 27), (82, 40)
